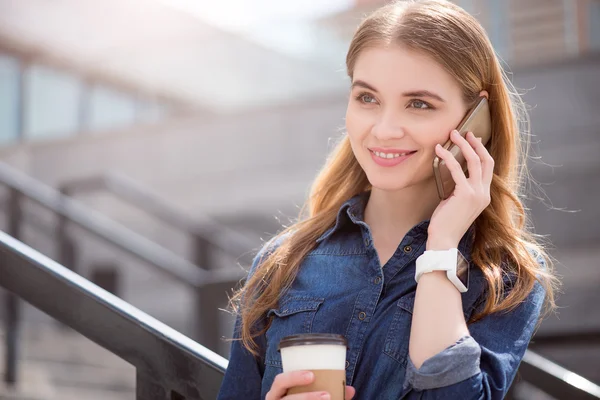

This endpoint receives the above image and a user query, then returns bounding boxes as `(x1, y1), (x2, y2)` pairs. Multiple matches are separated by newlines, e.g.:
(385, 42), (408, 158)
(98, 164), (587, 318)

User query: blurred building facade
(0, 0), (599, 398)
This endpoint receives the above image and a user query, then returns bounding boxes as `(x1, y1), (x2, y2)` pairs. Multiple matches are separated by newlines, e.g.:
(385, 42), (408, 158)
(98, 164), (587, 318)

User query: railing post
(55, 188), (79, 331)
(57, 187), (78, 273)
(505, 380), (518, 400)
(192, 234), (214, 271)
(195, 281), (233, 356)
(3, 293), (19, 386)
(4, 189), (23, 386)
(193, 234), (223, 353)
(136, 370), (178, 400)
(90, 262), (120, 296)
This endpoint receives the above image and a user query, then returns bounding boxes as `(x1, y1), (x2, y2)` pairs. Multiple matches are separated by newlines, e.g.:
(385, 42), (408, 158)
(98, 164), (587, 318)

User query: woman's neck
(364, 179), (441, 241)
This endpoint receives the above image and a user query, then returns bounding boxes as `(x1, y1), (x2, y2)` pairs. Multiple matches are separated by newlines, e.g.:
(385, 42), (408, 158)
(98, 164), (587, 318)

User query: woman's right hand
(266, 371), (356, 400)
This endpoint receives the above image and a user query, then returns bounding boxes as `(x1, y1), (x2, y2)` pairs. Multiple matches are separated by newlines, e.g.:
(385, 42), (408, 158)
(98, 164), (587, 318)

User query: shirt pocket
(265, 296), (325, 368)
(383, 293), (415, 366)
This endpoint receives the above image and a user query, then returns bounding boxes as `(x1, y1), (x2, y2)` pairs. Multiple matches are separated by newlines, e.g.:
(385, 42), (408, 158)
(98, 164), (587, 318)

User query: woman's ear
(479, 90), (489, 99)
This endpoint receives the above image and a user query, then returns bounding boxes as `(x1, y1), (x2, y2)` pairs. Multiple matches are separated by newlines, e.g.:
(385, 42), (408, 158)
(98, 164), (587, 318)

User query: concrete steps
(0, 322), (135, 400)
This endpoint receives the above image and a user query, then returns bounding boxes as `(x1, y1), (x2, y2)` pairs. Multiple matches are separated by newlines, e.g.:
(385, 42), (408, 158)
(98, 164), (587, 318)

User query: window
(590, 0), (600, 51)
(136, 100), (169, 124)
(25, 65), (82, 140)
(87, 85), (137, 132)
(0, 54), (21, 145)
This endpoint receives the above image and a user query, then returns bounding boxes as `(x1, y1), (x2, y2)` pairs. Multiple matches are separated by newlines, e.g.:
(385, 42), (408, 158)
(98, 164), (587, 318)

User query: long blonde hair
(229, 0), (560, 357)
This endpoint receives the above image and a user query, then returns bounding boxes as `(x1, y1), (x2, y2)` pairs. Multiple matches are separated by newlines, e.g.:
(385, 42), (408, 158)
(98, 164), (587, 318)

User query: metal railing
(1, 163), (599, 398)
(59, 171), (257, 269)
(0, 230), (227, 399)
(510, 350), (600, 400)
(2, 228), (599, 399)
(0, 161), (247, 386)
(507, 330), (600, 399)
(531, 330), (600, 348)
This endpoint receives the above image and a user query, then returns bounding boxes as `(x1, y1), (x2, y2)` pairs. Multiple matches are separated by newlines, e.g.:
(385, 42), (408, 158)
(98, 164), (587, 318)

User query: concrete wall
(1, 55), (599, 358)
(1, 55), (598, 246)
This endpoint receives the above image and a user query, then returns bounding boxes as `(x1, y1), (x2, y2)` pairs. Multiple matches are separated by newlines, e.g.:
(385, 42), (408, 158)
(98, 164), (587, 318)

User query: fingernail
(303, 372), (314, 381)
(320, 394), (331, 400)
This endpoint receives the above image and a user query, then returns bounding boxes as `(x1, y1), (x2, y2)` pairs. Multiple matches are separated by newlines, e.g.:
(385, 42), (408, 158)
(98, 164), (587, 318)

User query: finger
(469, 133), (495, 186)
(435, 142), (469, 188)
(345, 385), (356, 399)
(283, 392), (331, 400)
(454, 130), (482, 182)
(267, 371), (315, 400)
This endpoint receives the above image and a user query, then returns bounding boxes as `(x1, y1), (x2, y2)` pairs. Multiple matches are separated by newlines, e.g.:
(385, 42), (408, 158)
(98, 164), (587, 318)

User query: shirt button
(358, 311), (367, 320)
(374, 277), (381, 284)
(345, 360), (350, 369)
(404, 245), (412, 253)
(364, 238), (371, 247)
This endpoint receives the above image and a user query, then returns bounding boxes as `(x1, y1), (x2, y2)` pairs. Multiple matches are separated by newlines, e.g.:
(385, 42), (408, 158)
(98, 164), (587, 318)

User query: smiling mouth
(369, 150), (417, 159)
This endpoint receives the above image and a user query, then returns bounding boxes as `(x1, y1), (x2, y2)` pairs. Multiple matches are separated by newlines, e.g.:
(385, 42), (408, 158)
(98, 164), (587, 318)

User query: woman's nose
(371, 111), (406, 140)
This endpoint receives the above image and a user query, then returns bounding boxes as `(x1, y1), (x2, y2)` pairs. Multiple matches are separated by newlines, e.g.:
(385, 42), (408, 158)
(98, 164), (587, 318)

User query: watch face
(456, 252), (470, 289)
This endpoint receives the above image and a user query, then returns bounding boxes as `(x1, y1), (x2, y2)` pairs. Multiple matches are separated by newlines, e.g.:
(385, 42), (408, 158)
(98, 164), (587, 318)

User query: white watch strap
(415, 248), (458, 283)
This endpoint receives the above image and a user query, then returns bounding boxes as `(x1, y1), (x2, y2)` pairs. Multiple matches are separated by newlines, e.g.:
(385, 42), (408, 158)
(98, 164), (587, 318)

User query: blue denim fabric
(217, 192), (546, 400)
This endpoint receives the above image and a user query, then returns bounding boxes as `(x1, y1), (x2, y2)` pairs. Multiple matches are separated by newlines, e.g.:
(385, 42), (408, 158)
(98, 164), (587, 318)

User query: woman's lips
(369, 149), (416, 167)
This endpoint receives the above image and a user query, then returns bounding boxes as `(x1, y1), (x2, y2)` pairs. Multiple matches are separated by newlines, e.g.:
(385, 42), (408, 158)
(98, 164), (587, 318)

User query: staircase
(0, 322), (135, 400)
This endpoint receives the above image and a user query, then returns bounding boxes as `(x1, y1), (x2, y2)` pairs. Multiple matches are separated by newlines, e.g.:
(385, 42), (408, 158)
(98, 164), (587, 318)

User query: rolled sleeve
(402, 276), (546, 400)
(404, 335), (482, 390)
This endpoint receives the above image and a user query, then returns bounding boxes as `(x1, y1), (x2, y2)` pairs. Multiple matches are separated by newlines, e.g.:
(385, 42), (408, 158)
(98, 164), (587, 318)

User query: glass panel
(590, 0), (600, 51)
(487, 0), (510, 60)
(87, 86), (137, 132)
(25, 65), (82, 140)
(0, 54), (20, 145)
(136, 100), (169, 124)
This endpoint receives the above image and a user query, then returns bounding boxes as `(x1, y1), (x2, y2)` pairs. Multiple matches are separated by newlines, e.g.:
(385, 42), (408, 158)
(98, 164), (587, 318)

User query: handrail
(0, 230), (227, 399)
(517, 350), (600, 399)
(532, 330), (600, 347)
(1, 166), (598, 398)
(3, 228), (598, 399)
(0, 160), (246, 381)
(0, 161), (245, 287)
(59, 171), (256, 265)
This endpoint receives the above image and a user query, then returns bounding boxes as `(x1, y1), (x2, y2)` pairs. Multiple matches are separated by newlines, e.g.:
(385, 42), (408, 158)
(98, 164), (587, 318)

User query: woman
(218, 0), (559, 399)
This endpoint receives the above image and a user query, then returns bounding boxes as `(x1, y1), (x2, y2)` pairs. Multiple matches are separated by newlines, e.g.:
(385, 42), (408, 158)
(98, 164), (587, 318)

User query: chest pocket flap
(267, 296), (324, 318)
(265, 296), (324, 368)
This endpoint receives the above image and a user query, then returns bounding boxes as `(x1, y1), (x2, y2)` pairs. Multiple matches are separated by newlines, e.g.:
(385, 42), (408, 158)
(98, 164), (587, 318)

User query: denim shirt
(217, 192), (546, 400)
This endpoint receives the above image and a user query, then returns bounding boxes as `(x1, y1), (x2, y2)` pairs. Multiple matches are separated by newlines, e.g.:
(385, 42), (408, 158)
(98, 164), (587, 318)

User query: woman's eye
(409, 99), (431, 109)
(356, 93), (376, 104)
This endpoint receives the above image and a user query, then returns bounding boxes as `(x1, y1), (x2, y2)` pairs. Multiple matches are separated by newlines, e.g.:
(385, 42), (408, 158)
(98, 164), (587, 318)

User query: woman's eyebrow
(351, 80), (378, 92)
(351, 80), (445, 103)
(402, 90), (446, 103)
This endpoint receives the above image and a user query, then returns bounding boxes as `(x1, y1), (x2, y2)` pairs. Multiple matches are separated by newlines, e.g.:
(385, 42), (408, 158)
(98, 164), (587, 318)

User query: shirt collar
(315, 192), (368, 244)
(315, 191), (476, 258)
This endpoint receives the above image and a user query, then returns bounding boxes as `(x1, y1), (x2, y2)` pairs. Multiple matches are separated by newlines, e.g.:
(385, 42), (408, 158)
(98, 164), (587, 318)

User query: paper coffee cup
(278, 334), (348, 400)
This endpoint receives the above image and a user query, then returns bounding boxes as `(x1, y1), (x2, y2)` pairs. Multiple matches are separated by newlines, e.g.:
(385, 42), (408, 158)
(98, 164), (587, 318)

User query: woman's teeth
(373, 151), (412, 159)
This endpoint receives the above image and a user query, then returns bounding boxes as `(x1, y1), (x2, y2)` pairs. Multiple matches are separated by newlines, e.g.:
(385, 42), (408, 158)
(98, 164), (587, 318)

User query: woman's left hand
(428, 129), (494, 249)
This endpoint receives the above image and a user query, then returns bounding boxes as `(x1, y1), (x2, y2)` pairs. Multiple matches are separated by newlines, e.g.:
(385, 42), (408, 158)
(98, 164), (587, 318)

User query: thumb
(345, 385), (356, 399)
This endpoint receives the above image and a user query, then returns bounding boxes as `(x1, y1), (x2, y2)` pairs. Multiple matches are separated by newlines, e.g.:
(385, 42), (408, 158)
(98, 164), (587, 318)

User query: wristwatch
(415, 248), (470, 292)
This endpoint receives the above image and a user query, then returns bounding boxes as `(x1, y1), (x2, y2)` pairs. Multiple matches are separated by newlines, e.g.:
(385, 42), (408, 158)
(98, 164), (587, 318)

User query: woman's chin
(367, 177), (409, 192)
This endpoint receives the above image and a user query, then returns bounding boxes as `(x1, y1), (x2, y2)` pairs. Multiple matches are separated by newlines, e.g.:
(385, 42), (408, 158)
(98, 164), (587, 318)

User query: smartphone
(433, 97), (492, 200)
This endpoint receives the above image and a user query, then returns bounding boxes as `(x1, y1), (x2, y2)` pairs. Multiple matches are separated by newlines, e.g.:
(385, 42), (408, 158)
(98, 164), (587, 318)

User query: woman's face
(345, 45), (469, 192)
